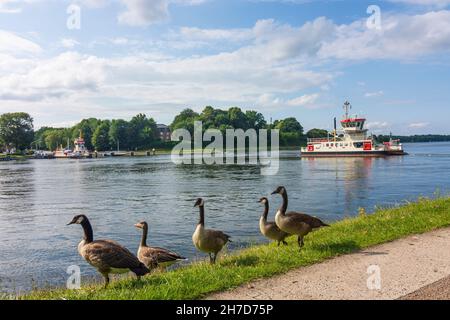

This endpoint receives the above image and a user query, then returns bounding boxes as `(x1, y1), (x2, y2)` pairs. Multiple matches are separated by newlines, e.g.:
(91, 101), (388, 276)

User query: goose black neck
(262, 202), (269, 220)
(198, 206), (205, 226)
(141, 225), (148, 247)
(80, 219), (94, 243)
(280, 191), (288, 215)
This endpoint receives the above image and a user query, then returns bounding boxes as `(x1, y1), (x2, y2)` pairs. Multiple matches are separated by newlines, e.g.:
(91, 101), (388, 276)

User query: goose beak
(271, 191), (277, 195)
(66, 221), (74, 226)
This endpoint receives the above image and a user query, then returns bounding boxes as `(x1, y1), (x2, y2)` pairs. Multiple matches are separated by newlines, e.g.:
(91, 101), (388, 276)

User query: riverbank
(0, 154), (31, 161)
(17, 196), (450, 300)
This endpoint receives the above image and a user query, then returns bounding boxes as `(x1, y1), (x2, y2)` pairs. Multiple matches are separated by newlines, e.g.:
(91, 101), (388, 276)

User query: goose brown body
(192, 198), (231, 264)
(135, 221), (186, 269)
(272, 186), (329, 249)
(68, 215), (149, 287)
(258, 197), (289, 245)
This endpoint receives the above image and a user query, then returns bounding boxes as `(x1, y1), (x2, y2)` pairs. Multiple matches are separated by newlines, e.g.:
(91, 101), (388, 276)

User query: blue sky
(0, 0), (450, 134)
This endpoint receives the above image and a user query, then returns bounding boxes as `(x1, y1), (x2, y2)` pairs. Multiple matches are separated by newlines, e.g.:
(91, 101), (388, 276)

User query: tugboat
(301, 101), (406, 157)
(72, 132), (92, 158)
(54, 132), (92, 159)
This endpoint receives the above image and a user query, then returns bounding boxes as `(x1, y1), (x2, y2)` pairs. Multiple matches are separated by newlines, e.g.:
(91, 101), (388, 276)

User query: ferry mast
(343, 101), (352, 120)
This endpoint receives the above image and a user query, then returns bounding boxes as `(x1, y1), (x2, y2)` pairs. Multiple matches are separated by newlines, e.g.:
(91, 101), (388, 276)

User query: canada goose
(134, 221), (186, 269)
(192, 198), (231, 264)
(258, 197), (289, 246)
(67, 215), (149, 288)
(271, 186), (329, 249)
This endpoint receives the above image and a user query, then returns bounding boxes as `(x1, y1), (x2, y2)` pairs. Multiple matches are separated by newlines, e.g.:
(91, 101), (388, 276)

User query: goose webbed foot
(209, 253), (214, 264)
(297, 236), (304, 249)
(102, 274), (110, 289)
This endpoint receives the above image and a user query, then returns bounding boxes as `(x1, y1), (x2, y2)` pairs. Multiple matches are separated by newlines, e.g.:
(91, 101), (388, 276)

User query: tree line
(170, 106), (309, 147)
(375, 135), (450, 143)
(0, 107), (321, 152)
(34, 114), (161, 152)
(5, 108), (446, 153)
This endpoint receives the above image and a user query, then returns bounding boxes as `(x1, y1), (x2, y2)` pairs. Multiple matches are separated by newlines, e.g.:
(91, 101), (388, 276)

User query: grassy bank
(20, 196), (450, 300)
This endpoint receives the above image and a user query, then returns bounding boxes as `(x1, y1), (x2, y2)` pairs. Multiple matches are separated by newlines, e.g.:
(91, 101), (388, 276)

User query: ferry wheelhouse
(301, 101), (406, 157)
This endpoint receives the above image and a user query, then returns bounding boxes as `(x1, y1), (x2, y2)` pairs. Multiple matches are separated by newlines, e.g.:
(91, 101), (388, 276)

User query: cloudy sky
(1, 0), (449, 134)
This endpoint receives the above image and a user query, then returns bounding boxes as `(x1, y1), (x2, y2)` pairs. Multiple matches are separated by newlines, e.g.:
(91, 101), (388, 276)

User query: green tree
(34, 126), (52, 149)
(273, 117), (305, 146)
(275, 117), (304, 134)
(245, 110), (267, 130)
(43, 129), (72, 151)
(72, 118), (100, 151)
(170, 108), (199, 135)
(92, 122), (111, 151)
(0, 112), (34, 151)
(228, 107), (248, 129)
(129, 114), (157, 150)
(307, 128), (329, 139)
(109, 119), (130, 151)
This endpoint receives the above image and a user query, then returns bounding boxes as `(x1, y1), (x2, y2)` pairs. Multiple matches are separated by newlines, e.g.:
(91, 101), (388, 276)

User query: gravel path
(208, 228), (450, 300)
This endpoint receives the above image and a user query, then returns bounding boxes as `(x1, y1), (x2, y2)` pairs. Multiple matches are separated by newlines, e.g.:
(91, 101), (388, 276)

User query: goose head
(67, 214), (88, 225)
(134, 221), (148, 230)
(271, 186), (286, 195)
(258, 197), (268, 204)
(194, 198), (205, 208)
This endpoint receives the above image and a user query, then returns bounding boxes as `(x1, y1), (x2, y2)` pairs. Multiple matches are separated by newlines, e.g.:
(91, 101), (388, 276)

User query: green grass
(17, 196), (450, 300)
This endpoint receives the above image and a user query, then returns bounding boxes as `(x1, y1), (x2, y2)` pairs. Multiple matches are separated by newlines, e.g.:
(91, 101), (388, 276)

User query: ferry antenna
(343, 101), (352, 119)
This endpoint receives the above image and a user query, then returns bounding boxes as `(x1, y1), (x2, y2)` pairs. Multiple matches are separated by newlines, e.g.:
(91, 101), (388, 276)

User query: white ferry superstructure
(301, 101), (406, 157)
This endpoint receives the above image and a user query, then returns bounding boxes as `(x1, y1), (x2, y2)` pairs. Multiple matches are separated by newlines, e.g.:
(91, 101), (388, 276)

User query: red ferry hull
(301, 150), (407, 157)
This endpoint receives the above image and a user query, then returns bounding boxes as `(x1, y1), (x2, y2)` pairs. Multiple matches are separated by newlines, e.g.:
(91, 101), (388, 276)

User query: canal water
(1, 142), (449, 293)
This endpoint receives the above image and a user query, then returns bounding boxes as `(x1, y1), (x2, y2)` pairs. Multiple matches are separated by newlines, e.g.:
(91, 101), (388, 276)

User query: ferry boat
(72, 134), (91, 158)
(54, 133), (91, 159)
(301, 101), (406, 157)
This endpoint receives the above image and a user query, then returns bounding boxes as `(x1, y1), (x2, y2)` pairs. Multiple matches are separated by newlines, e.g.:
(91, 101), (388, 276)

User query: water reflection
(303, 157), (374, 215)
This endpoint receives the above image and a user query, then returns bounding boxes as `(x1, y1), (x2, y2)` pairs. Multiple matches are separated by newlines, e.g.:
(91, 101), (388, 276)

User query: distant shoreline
(1, 141), (448, 162)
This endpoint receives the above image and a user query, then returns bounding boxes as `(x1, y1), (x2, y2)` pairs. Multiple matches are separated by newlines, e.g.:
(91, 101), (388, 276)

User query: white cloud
(117, 0), (207, 27)
(0, 30), (42, 54)
(287, 93), (319, 107)
(0, 0), (43, 13)
(0, 52), (106, 101)
(173, 11), (450, 62)
(365, 91), (384, 98)
(1, 10), (450, 127)
(118, 0), (169, 26)
(61, 38), (80, 49)
(408, 122), (429, 128)
(319, 11), (450, 60)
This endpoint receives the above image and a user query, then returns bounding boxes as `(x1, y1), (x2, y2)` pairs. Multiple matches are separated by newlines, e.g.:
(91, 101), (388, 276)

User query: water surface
(0, 142), (449, 293)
